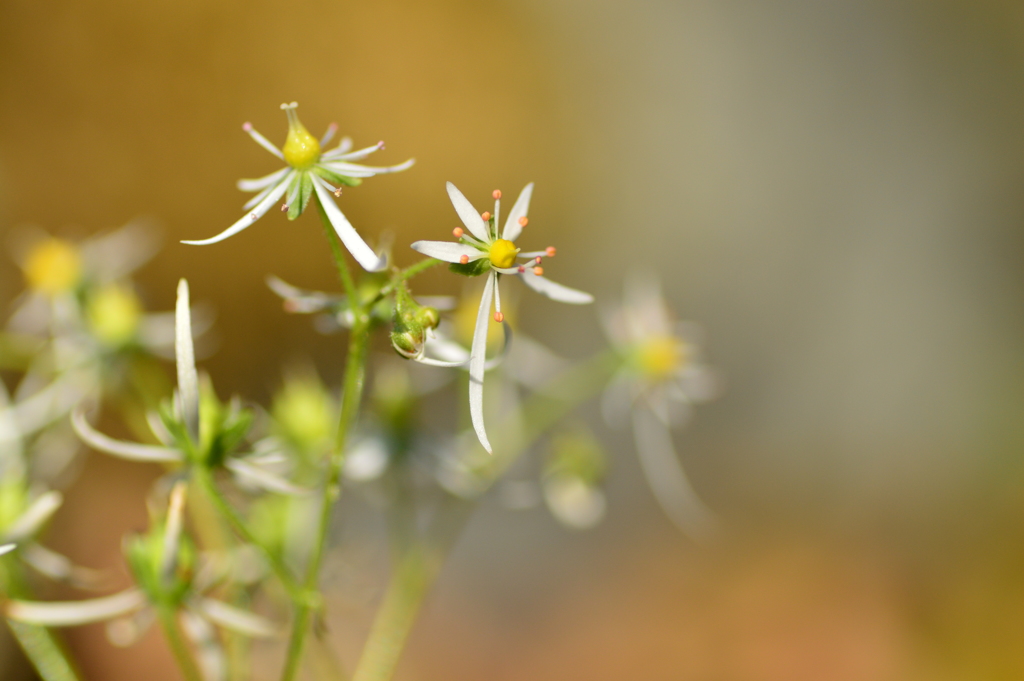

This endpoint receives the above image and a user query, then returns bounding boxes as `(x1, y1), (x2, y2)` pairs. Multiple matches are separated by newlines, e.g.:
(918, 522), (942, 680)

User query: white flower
(601, 276), (720, 540)
(411, 182), (593, 453)
(182, 103), (413, 272)
(71, 280), (307, 496)
(6, 483), (276, 680)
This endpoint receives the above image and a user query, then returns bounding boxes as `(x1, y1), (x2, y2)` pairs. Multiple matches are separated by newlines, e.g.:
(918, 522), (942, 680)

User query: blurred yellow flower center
(281, 103), (321, 170)
(87, 283), (143, 347)
(24, 238), (82, 295)
(637, 336), (686, 379)
(489, 239), (519, 269)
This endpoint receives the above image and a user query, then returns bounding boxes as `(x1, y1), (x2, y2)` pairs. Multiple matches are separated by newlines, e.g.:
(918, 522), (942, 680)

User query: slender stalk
(193, 467), (305, 602)
(156, 606), (204, 681)
(280, 286), (373, 681)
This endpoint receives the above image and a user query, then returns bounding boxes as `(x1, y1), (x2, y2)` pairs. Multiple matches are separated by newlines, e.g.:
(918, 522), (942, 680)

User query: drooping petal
(266, 275), (344, 314)
(72, 409), (182, 463)
(469, 274), (496, 453)
(237, 167), (290, 193)
(195, 597), (278, 638)
(518, 273), (594, 304)
(225, 458), (311, 496)
(410, 241), (485, 264)
(501, 182), (534, 241)
(4, 491), (62, 542)
(175, 280), (200, 444)
(181, 174), (292, 245)
(311, 176), (388, 272)
(446, 182), (490, 242)
(7, 588), (147, 626)
(23, 543), (104, 587)
(631, 408), (717, 542)
(179, 609), (227, 681)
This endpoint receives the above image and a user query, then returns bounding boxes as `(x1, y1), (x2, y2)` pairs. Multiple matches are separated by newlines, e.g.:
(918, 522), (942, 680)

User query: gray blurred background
(3, 0), (1024, 679)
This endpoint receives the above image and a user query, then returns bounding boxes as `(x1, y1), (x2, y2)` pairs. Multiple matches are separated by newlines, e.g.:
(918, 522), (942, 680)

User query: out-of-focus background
(3, 0), (1024, 679)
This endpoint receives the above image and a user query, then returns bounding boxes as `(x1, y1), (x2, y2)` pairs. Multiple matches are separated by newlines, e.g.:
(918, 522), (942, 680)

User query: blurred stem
(4, 563), (81, 681)
(280, 306), (372, 681)
(193, 467), (305, 602)
(347, 350), (622, 681)
(156, 606), (203, 681)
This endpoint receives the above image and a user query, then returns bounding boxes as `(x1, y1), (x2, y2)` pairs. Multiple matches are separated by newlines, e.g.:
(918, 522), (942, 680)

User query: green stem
(374, 258), (442, 303)
(157, 606), (204, 681)
(193, 467), (305, 602)
(4, 563), (81, 681)
(280, 310), (372, 681)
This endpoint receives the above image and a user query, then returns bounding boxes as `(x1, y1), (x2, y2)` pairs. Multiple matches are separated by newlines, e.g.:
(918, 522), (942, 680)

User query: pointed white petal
(409, 241), (484, 264)
(7, 588), (146, 626)
(519, 273), (594, 304)
(179, 608), (227, 681)
(175, 280), (200, 444)
(446, 182), (489, 241)
(469, 274), (496, 453)
(243, 124), (284, 160)
(5, 492), (63, 542)
(181, 174), (292, 245)
(23, 543), (104, 587)
(0, 543), (15, 556)
(320, 140), (382, 161)
(319, 123), (338, 146)
(243, 177), (285, 212)
(196, 598), (278, 637)
(311, 176), (387, 271)
(266, 275), (343, 313)
(225, 458), (311, 496)
(237, 167), (290, 193)
(72, 409), (182, 463)
(320, 158), (415, 176)
(631, 408), (717, 541)
(501, 182), (533, 241)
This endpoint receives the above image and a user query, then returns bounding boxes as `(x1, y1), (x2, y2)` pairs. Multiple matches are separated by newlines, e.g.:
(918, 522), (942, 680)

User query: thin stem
(280, 310), (372, 681)
(374, 258), (442, 303)
(193, 467), (305, 603)
(157, 606), (204, 681)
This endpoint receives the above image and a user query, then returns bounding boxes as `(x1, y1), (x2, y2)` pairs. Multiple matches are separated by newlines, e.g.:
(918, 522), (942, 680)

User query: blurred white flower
(602, 276), (720, 540)
(183, 103), (413, 272)
(411, 183), (593, 453)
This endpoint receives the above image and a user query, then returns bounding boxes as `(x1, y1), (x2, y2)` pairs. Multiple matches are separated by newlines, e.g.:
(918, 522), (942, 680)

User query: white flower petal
(446, 182), (490, 241)
(469, 274), (496, 454)
(181, 173), (292, 245)
(311, 176), (388, 272)
(5, 491), (63, 542)
(175, 280), (200, 444)
(237, 167), (290, 193)
(23, 543), (103, 587)
(409, 241), (485, 264)
(0, 544), (15, 556)
(179, 608), (227, 681)
(502, 182), (533, 241)
(196, 598), (278, 638)
(320, 140), (382, 161)
(631, 408), (717, 541)
(7, 588), (147, 626)
(320, 159), (415, 176)
(225, 458), (311, 496)
(243, 123), (284, 160)
(266, 275), (343, 314)
(343, 438), (389, 481)
(518, 273), (594, 304)
(72, 409), (182, 463)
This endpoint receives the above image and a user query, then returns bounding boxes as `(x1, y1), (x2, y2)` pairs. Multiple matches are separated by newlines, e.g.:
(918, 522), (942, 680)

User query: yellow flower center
(24, 238), (82, 295)
(281, 103), (321, 170)
(488, 239), (519, 269)
(636, 336), (686, 380)
(87, 283), (143, 347)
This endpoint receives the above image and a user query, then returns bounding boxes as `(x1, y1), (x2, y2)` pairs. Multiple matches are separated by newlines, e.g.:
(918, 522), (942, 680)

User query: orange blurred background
(3, 0), (1024, 679)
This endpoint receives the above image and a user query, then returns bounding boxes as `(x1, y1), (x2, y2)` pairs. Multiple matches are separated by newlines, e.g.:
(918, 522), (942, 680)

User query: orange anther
(333, 188), (343, 197)
(493, 311), (504, 323)
(518, 266), (526, 273)
(459, 255), (470, 264)
(281, 204), (289, 212)
(535, 257), (542, 265)
(533, 266), (544, 276)
(545, 246), (556, 257)
(492, 190), (502, 199)
(518, 216), (528, 227)
(453, 227), (464, 238)
(481, 212), (491, 221)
